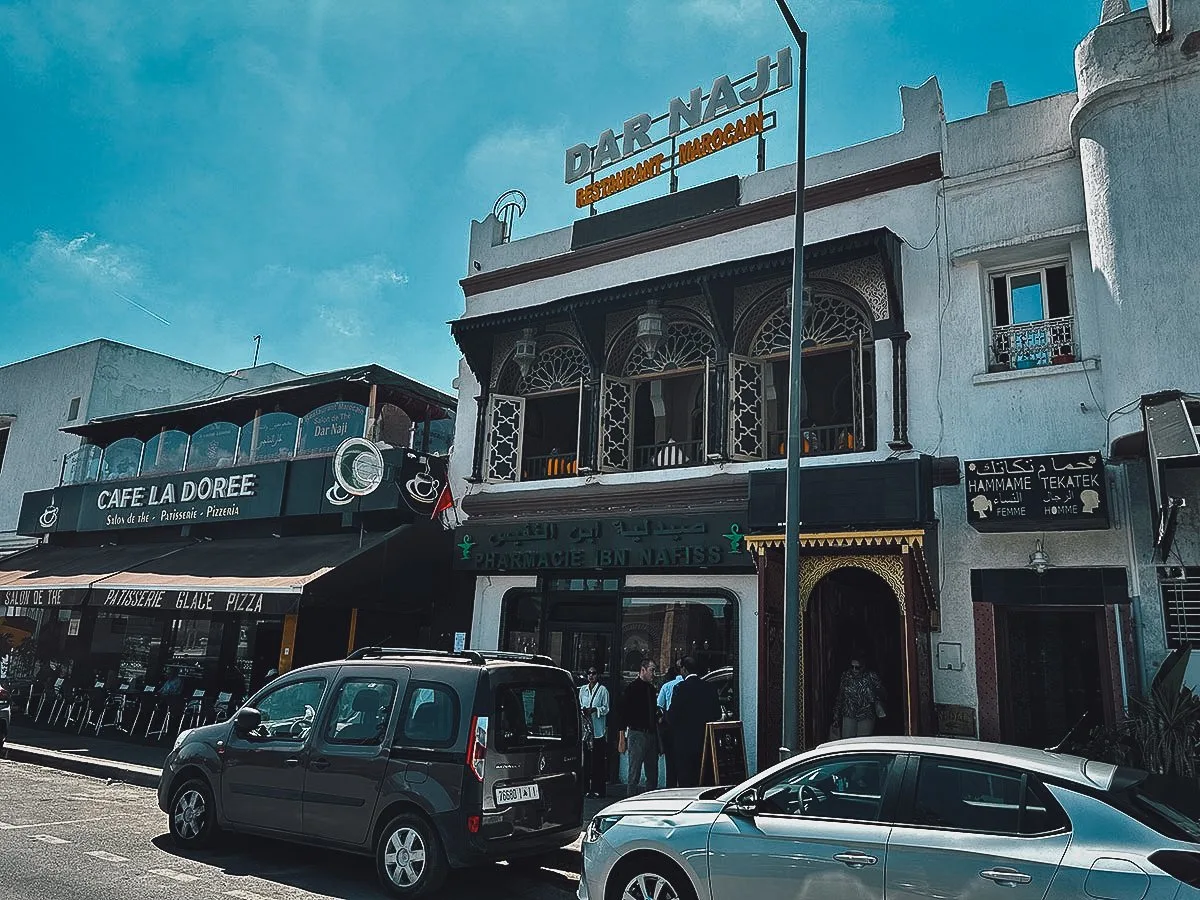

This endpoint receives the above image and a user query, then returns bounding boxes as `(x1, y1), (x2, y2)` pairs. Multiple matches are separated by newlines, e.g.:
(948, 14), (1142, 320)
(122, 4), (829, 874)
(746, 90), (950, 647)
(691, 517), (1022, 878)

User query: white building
(447, 0), (1200, 771)
(0, 340), (300, 555)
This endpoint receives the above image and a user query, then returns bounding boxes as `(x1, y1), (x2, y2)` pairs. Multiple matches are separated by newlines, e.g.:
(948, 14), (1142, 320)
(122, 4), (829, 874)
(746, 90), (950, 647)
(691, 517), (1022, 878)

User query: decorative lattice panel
(598, 376), (634, 471)
(728, 354), (766, 460)
(517, 343), (590, 394)
(623, 321), (717, 376)
(751, 291), (873, 357)
(484, 394), (524, 482)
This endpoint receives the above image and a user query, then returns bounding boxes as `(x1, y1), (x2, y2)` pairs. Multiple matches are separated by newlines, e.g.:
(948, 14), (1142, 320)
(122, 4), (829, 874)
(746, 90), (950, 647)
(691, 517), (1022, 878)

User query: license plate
(495, 783), (541, 805)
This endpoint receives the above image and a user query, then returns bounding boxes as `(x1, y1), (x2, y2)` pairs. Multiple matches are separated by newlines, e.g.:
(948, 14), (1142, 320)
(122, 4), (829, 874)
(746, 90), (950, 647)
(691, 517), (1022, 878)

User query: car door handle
(310, 758), (331, 771)
(980, 868), (1032, 886)
(283, 757), (302, 768)
(833, 852), (878, 868)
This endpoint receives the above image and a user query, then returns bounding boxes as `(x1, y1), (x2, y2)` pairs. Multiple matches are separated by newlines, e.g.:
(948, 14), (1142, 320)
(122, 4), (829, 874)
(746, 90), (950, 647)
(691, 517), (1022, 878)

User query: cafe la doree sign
(564, 49), (792, 209)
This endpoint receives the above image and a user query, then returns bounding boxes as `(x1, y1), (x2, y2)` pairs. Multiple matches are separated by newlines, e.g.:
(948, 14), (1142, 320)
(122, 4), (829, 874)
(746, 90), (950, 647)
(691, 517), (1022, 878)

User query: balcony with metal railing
(990, 316), (1076, 371)
(767, 425), (859, 459)
(634, 439), (704, 471)
(521, 451), (579, 481)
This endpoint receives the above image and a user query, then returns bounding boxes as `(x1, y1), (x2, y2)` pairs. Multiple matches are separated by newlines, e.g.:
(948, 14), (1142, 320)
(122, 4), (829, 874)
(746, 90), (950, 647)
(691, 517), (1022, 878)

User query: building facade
(0, 340), (300, 556)
(448, 0), (1200, 772)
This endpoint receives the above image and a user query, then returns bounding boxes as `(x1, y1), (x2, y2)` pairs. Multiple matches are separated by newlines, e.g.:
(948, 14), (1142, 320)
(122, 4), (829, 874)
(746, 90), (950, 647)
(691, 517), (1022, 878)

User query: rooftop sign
(564, 49), (792, 209)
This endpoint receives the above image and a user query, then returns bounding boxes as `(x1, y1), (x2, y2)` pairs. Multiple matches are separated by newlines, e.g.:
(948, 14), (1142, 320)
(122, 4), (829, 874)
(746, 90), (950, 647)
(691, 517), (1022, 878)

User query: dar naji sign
(564, 49), (793, 209)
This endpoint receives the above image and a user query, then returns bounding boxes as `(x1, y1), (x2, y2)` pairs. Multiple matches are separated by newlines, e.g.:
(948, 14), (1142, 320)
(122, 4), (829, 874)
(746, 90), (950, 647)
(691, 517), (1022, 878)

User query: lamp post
(774, 0), (808, 759)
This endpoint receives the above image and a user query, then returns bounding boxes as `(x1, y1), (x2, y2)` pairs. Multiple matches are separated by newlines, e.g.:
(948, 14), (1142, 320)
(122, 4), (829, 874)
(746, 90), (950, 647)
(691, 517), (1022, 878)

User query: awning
(89, 531), (395, 615)
(0, 542), (188, 608)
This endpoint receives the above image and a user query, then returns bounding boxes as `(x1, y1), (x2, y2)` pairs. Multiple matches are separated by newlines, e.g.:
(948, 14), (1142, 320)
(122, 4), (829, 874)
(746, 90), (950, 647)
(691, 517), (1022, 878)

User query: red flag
(431, 482), (455, 519)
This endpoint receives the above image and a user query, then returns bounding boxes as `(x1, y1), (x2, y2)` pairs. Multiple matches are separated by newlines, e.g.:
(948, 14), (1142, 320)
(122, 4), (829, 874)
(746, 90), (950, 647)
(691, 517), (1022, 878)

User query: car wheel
(376, 813), (447, 898)
(168, 778), (219, 849)
(611, 860), (696, 900)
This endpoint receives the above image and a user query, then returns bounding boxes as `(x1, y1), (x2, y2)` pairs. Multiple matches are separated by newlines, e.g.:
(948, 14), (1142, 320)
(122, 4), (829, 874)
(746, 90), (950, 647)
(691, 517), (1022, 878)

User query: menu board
(700, 720), (748, 787)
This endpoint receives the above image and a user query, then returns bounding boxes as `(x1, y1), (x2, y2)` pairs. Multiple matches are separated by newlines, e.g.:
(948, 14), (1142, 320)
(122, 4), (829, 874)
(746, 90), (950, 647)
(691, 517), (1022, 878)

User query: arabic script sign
(965, 452), (1109, 533)
(452, 514), (752, 573)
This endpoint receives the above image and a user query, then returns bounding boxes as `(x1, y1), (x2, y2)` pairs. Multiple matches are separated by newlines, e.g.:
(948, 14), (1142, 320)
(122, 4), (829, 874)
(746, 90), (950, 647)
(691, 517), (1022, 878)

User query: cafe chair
(60, 686), (89, 731)
(95, 684), (133, 736)
(48, 679), (74, 727)
(179, 689), (208, 732)
(36, 678), (64, 724)
(211, 691), (235, 725)
(22, 680), (42, 718)
(76, 681), (108, 734)
(145, 692), (182, 742)
(129, 685), (159, 737)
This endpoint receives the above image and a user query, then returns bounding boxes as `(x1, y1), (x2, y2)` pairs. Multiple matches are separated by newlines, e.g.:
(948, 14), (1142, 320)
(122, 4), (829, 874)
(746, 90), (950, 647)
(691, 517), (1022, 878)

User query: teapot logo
(39, 500), (59, 530)
(327, 438), (385, 506)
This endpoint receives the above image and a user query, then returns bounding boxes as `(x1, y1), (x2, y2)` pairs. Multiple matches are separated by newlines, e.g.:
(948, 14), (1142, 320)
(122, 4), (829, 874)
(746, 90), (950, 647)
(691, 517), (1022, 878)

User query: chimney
(1101, 0), (1131, 23)
(987, 81), (1009, 112)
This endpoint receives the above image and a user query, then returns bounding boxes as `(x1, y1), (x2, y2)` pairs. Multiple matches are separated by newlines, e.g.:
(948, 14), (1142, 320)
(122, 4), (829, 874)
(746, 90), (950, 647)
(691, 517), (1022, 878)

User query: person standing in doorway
(621, 659), (660, 793)
(656, 660), (684, 788)
(833, 657), (885, 738)
(579, 667), (610, 798)
(666, 658), (722, 788)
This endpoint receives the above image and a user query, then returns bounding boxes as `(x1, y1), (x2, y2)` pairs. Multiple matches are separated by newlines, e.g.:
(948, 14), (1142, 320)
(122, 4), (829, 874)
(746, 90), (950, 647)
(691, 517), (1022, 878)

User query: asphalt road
(0, 758), (580, 900)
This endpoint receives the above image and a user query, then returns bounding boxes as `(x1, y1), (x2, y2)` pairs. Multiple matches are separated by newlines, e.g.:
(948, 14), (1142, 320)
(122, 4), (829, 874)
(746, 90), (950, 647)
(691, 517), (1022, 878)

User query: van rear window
(494, 683), (578, 752)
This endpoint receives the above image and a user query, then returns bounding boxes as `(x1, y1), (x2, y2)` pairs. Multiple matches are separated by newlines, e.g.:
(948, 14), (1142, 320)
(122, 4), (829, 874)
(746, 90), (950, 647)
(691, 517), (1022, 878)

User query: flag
(431, 482), (455, 519)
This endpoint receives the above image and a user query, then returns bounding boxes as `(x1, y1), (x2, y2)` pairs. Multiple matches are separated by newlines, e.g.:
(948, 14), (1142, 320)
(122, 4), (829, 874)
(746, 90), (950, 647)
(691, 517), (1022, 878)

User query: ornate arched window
(730, 283), (876, 461)
(623, 321), (716, 376)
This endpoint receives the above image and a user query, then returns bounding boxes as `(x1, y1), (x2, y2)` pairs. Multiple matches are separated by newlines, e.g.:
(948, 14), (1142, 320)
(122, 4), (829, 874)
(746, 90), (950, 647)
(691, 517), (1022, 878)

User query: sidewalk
(3, 723), (164, 788)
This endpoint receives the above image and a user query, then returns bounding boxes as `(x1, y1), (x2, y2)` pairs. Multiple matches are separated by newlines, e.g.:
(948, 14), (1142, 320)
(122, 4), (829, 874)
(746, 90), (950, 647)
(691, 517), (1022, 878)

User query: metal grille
(624, 321), (716, 376)
(990, 316), (1075, 370)
(751, 291), (872, 357)
(598, 376), (634, 471)
(517, 344), (590, 394)
(1162, 572), (1200, 647)
(728, 354), (766, 460)
(483, 394), (524, 482)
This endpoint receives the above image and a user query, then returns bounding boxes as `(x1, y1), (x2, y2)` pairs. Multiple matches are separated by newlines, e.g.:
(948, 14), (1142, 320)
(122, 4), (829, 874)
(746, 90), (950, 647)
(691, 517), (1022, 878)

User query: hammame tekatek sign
(965, 452), (1109, 533)
(564, 49), (792, 209)
(452, 515), (752, 573)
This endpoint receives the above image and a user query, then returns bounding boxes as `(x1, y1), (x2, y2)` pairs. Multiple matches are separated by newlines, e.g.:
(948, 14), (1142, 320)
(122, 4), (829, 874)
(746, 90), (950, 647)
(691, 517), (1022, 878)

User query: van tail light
(467, 815), (481, 834)
(467, 716), (488, 783)
(1151, 850), (1200, 887)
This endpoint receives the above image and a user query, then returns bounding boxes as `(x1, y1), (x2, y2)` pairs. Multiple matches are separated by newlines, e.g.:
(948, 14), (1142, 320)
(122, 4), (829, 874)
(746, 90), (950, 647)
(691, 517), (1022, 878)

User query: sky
(0, 0), (1116, 391)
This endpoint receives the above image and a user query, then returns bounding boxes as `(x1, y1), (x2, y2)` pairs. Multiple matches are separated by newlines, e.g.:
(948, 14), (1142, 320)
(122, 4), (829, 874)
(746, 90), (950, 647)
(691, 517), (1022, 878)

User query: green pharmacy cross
(723, 524), (744, 553)
(457, 535), (475, 560)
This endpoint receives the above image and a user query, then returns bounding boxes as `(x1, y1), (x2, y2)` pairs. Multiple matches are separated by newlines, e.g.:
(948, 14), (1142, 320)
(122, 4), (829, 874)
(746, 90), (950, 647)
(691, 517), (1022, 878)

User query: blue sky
(0, 0), (1113, 390)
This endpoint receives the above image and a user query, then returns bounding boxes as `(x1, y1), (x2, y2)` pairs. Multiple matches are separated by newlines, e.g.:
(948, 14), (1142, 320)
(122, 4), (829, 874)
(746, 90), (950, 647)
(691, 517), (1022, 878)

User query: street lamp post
(774, 0), (807, 759)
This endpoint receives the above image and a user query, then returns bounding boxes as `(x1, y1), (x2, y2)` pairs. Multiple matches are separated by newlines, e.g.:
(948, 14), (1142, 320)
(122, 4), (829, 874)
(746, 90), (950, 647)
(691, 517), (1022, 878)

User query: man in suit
(666, 657), (722, 788)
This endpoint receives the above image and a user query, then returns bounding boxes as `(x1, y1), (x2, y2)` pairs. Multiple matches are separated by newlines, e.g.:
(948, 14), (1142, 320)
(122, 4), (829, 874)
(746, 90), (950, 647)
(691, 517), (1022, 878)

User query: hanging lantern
(636, 299), (665, 356)
(1028, 539), (1050, 575)
(513, 328), (538, 377)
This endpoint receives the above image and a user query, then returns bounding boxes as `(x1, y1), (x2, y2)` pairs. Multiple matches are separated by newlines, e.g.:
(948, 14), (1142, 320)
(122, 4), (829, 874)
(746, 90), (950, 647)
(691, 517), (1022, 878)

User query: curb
(2, 742), (161, 789)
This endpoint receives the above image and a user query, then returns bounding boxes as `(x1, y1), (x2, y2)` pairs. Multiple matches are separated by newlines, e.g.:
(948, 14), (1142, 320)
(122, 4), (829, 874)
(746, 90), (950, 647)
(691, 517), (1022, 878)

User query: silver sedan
(579, 736), (1200, 900)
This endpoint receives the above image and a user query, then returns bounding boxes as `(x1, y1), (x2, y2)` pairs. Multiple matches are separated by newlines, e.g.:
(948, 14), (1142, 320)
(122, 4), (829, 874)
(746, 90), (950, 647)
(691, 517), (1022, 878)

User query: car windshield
(494, 682), (578, 752)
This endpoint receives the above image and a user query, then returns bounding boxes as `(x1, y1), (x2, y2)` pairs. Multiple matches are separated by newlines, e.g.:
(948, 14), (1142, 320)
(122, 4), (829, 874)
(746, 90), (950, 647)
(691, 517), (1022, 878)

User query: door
(708, 753), (899, 900)
(221, 674), (330, 832)
(885, 755), (1071, 900)
(997, 606), (1109, 749)
(302, 668), (407, 846)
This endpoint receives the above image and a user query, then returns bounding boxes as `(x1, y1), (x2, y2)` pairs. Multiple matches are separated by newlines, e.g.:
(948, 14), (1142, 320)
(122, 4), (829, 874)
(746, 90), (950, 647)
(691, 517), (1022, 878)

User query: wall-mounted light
(513, 328), (538, 377)
(1028, 539), (1050, 575)
(636, 299), (665, 356)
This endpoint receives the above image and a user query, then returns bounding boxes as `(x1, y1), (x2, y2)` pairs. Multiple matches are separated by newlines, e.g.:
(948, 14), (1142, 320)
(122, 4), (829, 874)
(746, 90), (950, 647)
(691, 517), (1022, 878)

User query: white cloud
(29, 231), (141, 286)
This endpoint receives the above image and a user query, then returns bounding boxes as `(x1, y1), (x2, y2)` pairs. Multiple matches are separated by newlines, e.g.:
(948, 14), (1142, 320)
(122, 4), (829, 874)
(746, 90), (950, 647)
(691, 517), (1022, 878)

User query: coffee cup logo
(327, 438), (385, 506)
(39, 501), (59, 530)
(405, 459), (440, 504)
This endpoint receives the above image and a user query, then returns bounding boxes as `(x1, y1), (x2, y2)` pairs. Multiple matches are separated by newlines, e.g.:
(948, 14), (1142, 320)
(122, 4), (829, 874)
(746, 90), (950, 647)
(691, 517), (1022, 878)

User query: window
(99, 437), (145, 481)
(758, 754), (896, 822)
(254, 678), (327, 741)
(67, 398), (81, 421)
(0, 425), (9, 476)
(905, 757), (1068, 835)
(142, 430), (189, 475)
(396, 682), (459, 748)
(989, 262), (1075, 371)
(494, 683), (579, 752)
(1161, 570), (1200, 648)
(326, 679), (397, 745)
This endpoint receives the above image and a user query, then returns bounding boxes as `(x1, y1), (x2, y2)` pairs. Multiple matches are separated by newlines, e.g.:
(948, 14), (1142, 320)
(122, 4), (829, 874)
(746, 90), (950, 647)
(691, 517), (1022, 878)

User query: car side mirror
(727, 788), (760, 818)
(233, 707), (261, 736)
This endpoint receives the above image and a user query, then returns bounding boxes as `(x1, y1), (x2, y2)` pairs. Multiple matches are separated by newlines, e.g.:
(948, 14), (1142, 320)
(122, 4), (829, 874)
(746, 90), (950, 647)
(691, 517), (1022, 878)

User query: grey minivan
(158, 648), (583, 897)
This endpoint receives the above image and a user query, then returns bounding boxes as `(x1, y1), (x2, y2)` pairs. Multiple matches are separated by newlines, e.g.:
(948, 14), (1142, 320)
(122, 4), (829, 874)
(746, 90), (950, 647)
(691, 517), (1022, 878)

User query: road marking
(150, 868), (200, 883)
(0, 816), (119, 831)
(31, 834), (71, 844)
(86, 850), (129, 862)
(224, 891), (275, 900)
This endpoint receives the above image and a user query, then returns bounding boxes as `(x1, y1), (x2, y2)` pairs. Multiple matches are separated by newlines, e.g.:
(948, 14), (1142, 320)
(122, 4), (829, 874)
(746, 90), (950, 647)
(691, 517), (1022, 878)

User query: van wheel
(169, 778), (219, 849)
(609, 859), (696, 900)
(376, 813), (447, 898)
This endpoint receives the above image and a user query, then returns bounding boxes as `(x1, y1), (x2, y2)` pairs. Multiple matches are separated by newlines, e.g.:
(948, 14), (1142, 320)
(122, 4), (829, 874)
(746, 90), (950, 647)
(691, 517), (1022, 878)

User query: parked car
(159, 648), (583, 897)
(580, 735), (1200, 900)
(0, 682), (10, 747)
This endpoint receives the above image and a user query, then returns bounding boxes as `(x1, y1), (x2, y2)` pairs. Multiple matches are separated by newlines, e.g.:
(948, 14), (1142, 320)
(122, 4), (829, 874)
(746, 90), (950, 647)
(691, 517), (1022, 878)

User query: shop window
(237, 412), (299, 463)
(326, 679), (397, 745)
(297, 401), (367, 457)
(255, 678), (327, 742)
(396, 683), (459, 748)
(0, 608), (69, 684)
(988, 261), (1075, 371)
(166, 616), (224, 684)
(903, 757), (1068, 835)
(90, 612), (163, 687)
(141, 429), (189, 475)
(186, 422), (240, 471)
(62, 445), (103, 485)
(99, 437), (145, 481)
(499, 592), (542, 654)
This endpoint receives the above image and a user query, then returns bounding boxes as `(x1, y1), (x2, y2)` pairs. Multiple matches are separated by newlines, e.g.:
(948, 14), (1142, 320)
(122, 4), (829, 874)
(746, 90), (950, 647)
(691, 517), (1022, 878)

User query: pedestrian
(666, 657), (721, 787)
(657, 660), (684, 788)
(832, 656), (885, 738)
(621, 659), (660, 793)
(578, 666), (610, 798)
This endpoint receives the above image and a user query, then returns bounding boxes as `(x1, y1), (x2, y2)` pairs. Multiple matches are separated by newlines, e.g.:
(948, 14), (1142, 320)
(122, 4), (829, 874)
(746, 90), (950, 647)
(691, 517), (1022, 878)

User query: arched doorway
(804, 567), (905, 747)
